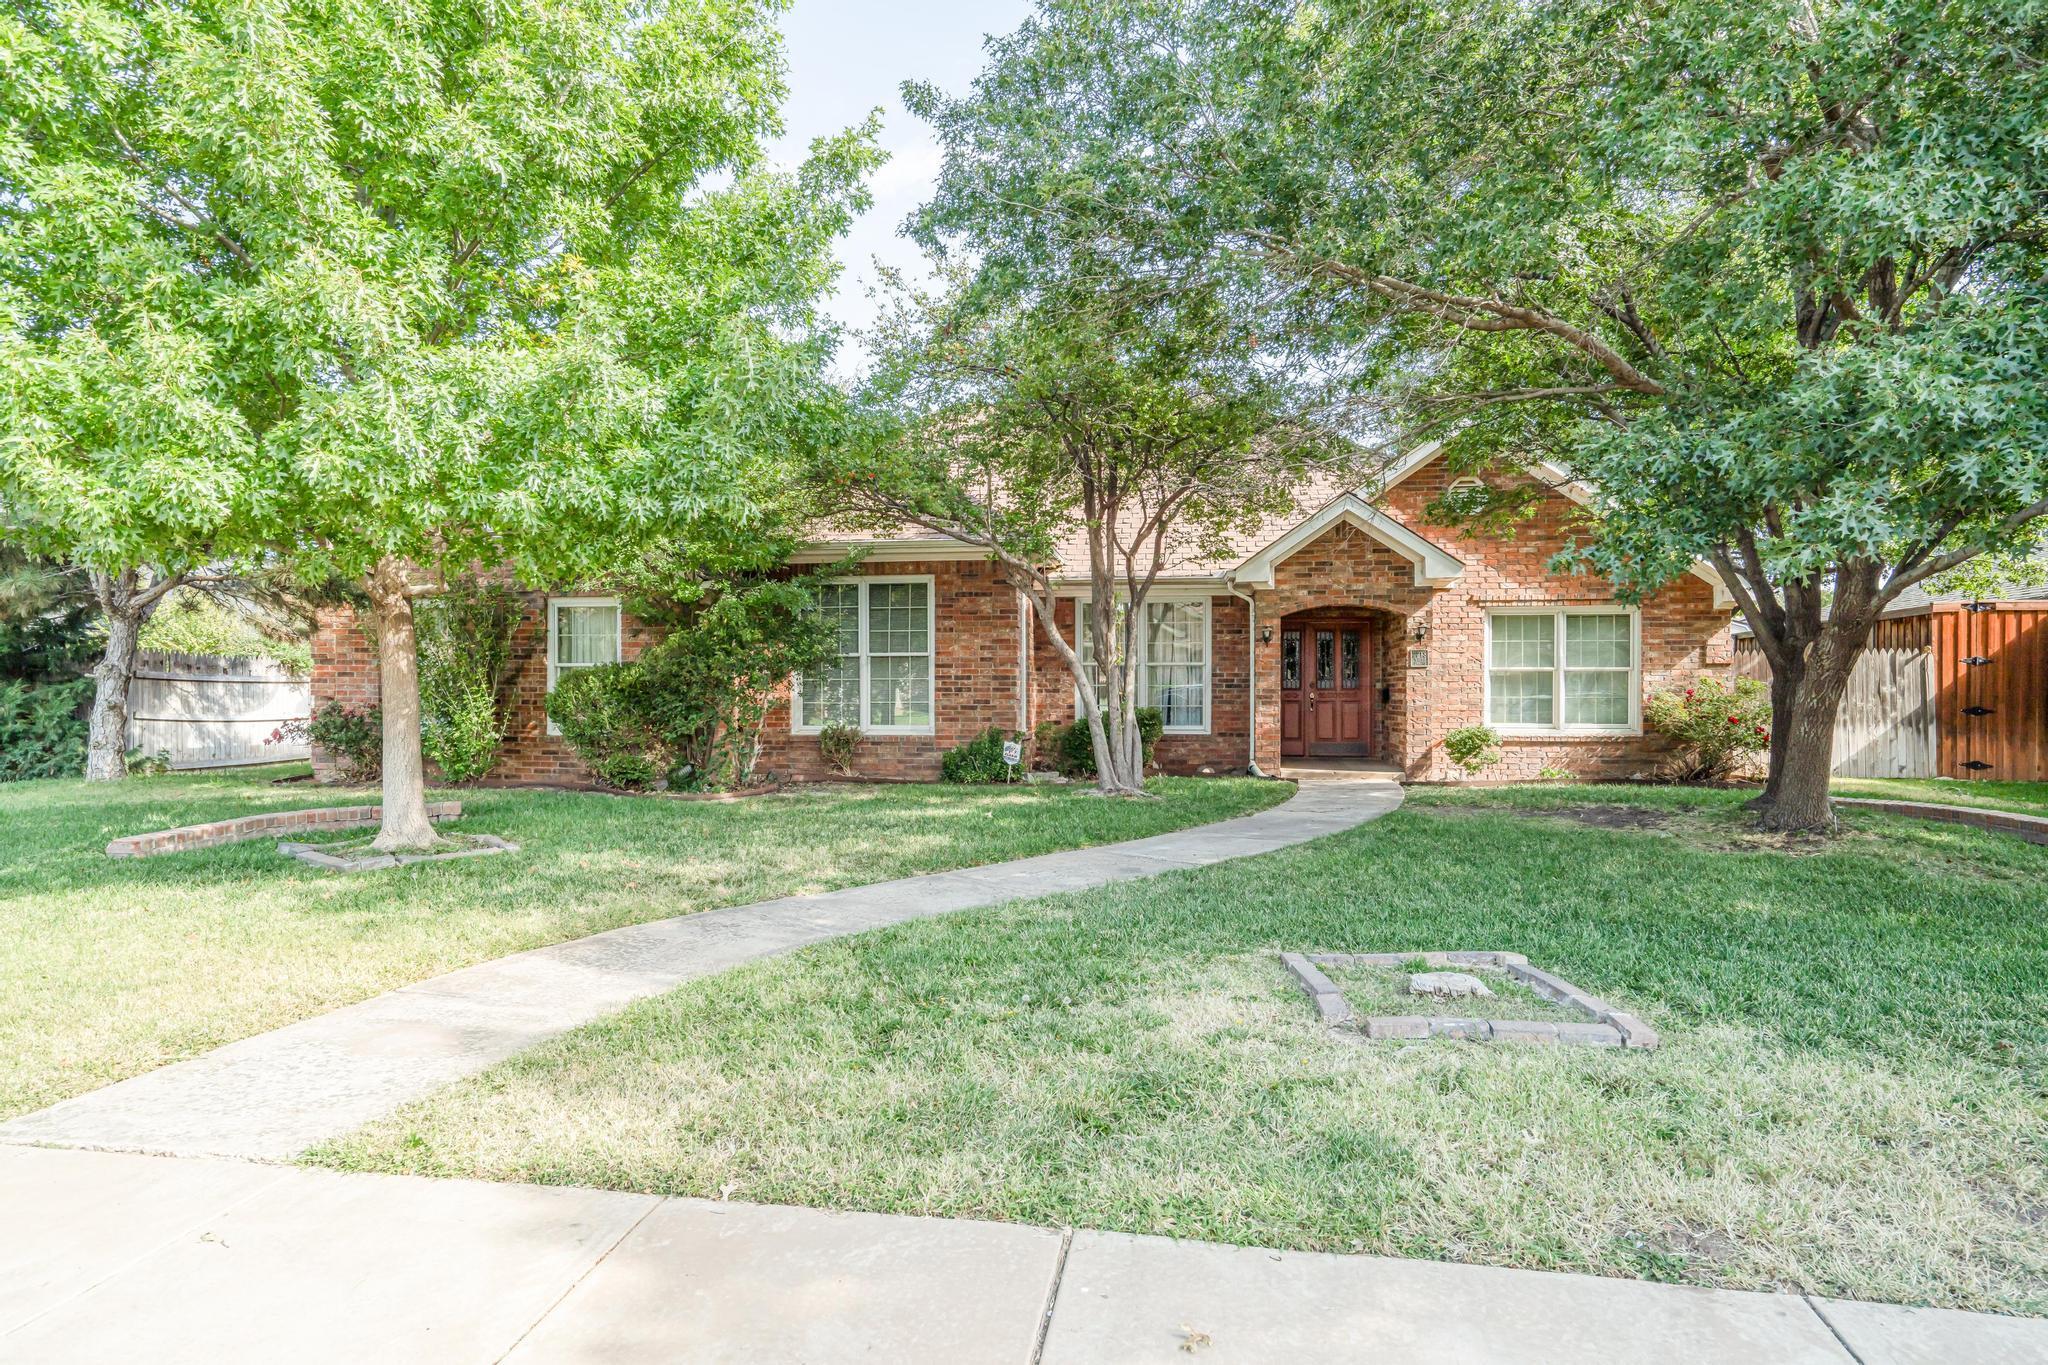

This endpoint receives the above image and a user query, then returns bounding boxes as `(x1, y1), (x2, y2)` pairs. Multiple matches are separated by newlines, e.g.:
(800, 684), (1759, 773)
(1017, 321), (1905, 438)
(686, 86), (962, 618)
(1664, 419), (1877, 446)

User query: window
(546, 598), (622, 734)
(1485, 609), (1638, 732)
(1076, 597), (1211, 733)
(793, 578), (934, 734)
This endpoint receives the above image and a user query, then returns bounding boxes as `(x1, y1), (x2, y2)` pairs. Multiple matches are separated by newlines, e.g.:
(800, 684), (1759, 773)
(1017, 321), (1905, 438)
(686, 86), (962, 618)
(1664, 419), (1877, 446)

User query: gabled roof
(1226, 492), (1465, 589)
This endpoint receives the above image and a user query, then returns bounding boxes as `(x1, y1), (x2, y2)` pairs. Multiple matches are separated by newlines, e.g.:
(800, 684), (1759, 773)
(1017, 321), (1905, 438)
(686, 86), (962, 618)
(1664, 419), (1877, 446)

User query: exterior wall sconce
(1412, 620), (1430, 642)
(1257, 624), (1275, 646)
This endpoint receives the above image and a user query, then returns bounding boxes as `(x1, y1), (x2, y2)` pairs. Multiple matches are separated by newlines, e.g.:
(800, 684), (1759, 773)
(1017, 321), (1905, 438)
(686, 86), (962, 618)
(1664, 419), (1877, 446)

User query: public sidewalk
(3, 1144), (2042, 1364)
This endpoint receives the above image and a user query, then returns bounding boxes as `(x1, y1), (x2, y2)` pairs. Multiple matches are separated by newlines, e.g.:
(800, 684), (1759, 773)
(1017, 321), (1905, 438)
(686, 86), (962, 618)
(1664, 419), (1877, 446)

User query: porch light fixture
(1411, 620), (1430, 642)
(1258, 624), (1275, 646)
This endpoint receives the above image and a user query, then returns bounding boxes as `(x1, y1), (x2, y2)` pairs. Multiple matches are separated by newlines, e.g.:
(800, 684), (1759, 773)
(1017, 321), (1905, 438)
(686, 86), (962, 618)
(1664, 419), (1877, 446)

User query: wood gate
(1936, 603), (2048, 781)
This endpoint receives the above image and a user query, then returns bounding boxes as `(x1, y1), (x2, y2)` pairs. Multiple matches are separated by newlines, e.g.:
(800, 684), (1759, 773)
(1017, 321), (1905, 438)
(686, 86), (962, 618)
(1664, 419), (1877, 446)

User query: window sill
(791, 726), (936, 738)
(1493, 726), (1643, 740)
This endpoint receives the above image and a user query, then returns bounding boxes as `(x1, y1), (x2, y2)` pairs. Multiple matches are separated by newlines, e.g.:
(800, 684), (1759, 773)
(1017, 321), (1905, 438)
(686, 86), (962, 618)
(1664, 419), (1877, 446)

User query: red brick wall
(754, 558), (1028, 782)
(1243, 465), (1733, 779)
(306, 467), (1731, 788)
(1024, 594), (1254, 775)
(308, 596), (662, 787)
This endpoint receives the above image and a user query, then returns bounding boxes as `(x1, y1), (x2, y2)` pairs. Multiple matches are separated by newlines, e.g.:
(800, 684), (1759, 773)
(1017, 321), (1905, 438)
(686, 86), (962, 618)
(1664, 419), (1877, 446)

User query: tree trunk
(1750, 655), (1803, 809)
(366, 559), (439, 852)
(84, 605), (144, 782)
(1755, 631), (1860, 834)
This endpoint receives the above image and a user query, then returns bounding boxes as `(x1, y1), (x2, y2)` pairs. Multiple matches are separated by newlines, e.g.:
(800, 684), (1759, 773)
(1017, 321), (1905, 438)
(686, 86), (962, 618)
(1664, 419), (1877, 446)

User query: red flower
(1727, 715), (1740, 724)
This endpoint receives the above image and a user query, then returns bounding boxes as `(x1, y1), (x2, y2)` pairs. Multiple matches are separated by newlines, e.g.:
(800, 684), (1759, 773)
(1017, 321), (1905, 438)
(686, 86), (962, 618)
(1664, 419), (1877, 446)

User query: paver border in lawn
(277, 833), (519, 873)
(1280, 949), (1662, 1048)
(104, 802), (463, 859)
(1836, 797), (2048, 845)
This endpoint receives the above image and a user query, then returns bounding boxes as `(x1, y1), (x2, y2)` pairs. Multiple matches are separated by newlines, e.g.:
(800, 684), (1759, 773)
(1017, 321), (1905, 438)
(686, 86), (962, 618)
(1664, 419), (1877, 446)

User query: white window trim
(1070, 591), (1214, 736)
(1482, 606), (1642, 736)
(790, 574), (937, 737)
(545, 596), (622, 736)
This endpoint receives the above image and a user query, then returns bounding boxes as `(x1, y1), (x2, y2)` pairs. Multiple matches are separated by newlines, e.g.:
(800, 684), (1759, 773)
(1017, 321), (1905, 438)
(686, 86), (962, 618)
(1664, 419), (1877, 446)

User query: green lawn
(1833, 775), (2048, 817)
(317, 783), (2048, 1314)
(0, 765), (1286, 1121)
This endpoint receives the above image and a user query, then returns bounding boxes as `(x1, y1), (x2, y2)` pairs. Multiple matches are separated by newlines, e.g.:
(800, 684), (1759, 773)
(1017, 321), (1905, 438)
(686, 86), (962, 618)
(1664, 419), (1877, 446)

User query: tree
(0, 305), (274, 778)
(907, 0), (2048, 829)
(837, 264), (1348, 795)
(1, 0), (878, 843)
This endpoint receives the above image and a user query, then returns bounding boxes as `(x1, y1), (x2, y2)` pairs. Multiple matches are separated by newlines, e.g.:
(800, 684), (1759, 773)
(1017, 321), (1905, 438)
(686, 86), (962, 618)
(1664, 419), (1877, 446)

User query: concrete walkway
(0, 776), (1403, 1161)
(4, 1145), (2043, 1364)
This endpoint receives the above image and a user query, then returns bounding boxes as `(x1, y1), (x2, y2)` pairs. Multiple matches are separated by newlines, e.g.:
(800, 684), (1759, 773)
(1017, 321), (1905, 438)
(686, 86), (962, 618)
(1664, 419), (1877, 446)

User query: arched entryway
(1277, 608), (1404, 761)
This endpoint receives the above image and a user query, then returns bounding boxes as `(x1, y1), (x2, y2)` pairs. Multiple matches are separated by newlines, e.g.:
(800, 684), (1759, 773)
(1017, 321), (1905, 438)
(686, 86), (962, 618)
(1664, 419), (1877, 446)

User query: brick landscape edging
(1280, 950), (1660, 1049)
(1835, 798), (2048, 845)
(106, 803), (463, 859)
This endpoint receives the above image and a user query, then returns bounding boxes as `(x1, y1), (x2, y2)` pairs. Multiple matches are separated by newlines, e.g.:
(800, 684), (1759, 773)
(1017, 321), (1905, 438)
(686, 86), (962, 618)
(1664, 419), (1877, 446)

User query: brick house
(309, 443), (1737, 785)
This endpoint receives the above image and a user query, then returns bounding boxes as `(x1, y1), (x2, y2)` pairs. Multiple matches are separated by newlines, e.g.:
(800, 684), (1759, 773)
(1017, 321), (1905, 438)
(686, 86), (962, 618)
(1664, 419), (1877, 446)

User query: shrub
(0, 677), (91, 781)
(817, 722), (861, 777)
(626, 579), (838, 790)
(1443, 724), (1501, 776)
(1048, 708), (1165, 778)
(1645, 675), (1771, 780)
(417, 579), (522, 783)
(545, 662), (663, 790)
(942, 726), (1025, 783)
(125, 747), (172, 776)
(422, 674), (504, 784)
(309, 702), (381, 782)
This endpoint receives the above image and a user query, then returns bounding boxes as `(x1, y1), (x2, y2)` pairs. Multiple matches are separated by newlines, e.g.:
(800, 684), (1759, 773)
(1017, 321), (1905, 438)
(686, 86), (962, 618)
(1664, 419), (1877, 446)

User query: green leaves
(2, 0), (879, 590)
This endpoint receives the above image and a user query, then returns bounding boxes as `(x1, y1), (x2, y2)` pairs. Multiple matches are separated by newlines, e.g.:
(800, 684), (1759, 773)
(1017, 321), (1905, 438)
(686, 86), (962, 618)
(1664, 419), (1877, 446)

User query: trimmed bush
(1646, 675), (1771, 780)
(545, 662), (663, 790)
(309, 702), (381, 782)
(941, 727), (1023, 783)
(1443, 724), (1501, 775)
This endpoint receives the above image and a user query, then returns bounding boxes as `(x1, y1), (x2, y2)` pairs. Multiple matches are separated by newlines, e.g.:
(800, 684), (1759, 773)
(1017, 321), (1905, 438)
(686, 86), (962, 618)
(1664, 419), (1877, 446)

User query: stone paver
(4, 1146), (2042, 1365)
(1040, 1230), (1854, 1364)
(0, 778), (1405, 1161)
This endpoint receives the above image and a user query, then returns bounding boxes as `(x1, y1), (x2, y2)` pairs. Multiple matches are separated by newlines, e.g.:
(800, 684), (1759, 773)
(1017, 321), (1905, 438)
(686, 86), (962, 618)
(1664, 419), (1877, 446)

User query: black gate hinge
(1962, 705), (1995, 716)
(1960, 760), (1995, 771)
(1962, 656), (1993, 666)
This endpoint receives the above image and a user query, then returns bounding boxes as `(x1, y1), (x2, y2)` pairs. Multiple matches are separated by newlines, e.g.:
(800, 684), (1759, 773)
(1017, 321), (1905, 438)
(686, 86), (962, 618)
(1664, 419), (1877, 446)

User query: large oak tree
(1, 0), (877, 841)
(911, 0), (2048, 830)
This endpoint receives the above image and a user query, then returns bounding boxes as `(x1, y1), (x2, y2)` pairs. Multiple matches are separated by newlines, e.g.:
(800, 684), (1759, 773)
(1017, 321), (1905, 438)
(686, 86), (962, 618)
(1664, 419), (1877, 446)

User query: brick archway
(1248, 521), (1443, 774)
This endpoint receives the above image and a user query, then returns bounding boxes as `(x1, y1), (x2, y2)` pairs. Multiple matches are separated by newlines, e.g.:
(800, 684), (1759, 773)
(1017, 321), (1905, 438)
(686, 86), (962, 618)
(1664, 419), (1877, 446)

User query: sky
(766, 1), (1037, 373)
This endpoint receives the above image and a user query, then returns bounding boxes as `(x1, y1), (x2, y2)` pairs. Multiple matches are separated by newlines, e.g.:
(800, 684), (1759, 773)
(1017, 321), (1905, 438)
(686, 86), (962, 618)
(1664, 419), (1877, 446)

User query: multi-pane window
(1076, 597), (1210, 733)
(1486, 610), (1637, 731)
(1144, 600), (1208, 730)
(794, 579), (934, 733)
(546, 598), (622, 734)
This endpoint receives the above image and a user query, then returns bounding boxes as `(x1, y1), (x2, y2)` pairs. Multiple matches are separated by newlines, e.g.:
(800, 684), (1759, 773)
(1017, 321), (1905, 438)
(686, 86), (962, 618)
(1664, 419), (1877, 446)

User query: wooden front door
(1300, 621), (1371, 757)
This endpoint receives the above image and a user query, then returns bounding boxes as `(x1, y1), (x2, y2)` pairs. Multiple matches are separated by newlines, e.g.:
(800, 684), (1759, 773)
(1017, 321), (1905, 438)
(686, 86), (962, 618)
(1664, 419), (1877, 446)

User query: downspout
(1225, 578), (1270, 778)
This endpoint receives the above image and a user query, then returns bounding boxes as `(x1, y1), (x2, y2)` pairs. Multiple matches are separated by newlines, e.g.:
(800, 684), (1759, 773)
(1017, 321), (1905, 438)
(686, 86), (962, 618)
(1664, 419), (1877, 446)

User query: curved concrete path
(0, 776), (1403, 1161)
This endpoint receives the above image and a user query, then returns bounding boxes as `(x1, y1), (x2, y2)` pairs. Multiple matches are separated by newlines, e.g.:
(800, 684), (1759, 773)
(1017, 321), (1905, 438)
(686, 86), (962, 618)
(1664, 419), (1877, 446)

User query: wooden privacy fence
(1734, 603), (2048, 781)
(127, 650), (311, 770)
(1735, 617), (1938, 779)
